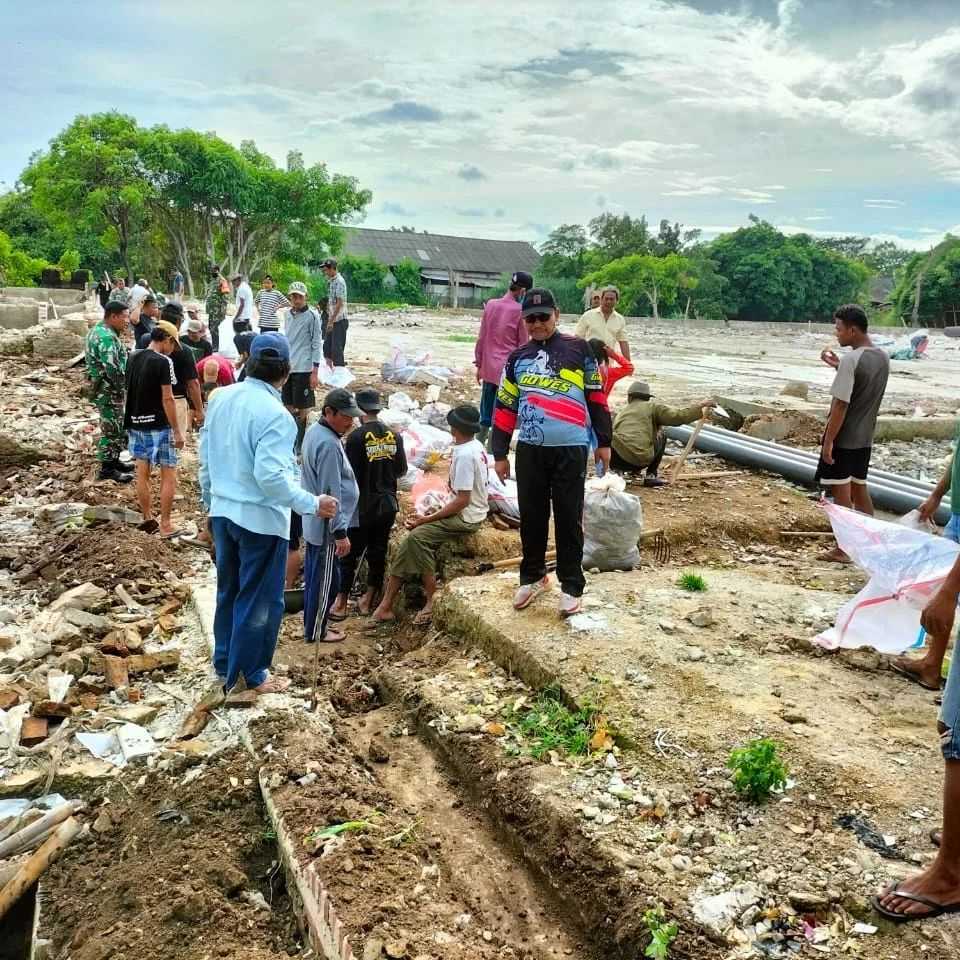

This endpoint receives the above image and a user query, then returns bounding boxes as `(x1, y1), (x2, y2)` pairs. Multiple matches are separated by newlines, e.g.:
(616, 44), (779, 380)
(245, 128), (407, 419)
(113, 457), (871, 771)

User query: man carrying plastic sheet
(874, 556), (960, 922)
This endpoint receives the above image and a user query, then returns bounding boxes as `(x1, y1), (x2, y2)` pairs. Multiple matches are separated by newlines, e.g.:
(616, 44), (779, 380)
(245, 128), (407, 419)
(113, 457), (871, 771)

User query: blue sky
(2, 0), (959, 250)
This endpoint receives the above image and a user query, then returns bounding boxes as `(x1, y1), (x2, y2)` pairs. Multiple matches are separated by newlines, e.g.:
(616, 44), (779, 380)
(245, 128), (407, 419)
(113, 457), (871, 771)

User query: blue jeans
(479, 381), (498, 428)
(304, 540), (340, 643)
(211, 517), (287, 689)
(939, 513), (960, 759)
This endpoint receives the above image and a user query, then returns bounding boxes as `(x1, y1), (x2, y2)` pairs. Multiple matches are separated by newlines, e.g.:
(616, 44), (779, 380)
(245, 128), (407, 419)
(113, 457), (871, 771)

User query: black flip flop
(890, 662), (943, 691)
(873, 886), (960, 923)
(327, 612), (348, 622)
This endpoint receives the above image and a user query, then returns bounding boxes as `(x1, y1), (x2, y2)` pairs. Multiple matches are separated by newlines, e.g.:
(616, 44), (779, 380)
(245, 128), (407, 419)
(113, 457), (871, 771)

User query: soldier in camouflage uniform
(85, 300), (133, 484)
(205, 267), (229, 351)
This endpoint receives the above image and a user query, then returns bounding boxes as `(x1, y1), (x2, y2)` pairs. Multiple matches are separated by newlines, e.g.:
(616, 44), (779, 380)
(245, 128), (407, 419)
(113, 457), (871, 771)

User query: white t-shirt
(236, 281), (254, 321)
(449, 438), (489, 525)
(127, 284), (149, 310)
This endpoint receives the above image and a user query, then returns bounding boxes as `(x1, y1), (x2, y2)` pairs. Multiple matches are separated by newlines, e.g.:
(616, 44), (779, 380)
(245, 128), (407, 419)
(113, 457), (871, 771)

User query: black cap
(511, 271), (534, 290)
(324, 388), (363, 417)
(321, 258), (338, 269)
(356, 388), (383, 413)
(447, 405), (482, 435)
(142, 293), (157, 305)
(520, 288), (558, 319)
(161, 301), (183, 322)
(234, 331), (256, 356)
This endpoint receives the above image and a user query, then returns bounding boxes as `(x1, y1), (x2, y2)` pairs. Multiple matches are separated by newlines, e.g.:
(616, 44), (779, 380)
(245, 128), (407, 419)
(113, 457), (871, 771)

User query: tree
(683, 248), (727, 320)
(892, 237), (960, 325)
(21, 112), (151, 282)
(539, 223), (588, 279)
(814, 235), (871, 261)
(0, 229), (50, 286)
(339, 254), (388, 303)
(391, 258), (425, 305)
(582, 253), (692, 321)
(652, 219), (701, 256)
(708, 220), (867, 321)
(586, 212), (650, 267)
(864, 240), (914, 279)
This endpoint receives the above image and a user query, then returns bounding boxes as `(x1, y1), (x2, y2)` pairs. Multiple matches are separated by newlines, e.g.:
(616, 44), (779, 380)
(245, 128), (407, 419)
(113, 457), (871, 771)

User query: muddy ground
(2, 304), (958, 960)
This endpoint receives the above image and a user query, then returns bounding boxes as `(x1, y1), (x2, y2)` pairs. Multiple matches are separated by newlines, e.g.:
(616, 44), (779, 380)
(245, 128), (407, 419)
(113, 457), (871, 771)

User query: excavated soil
(41, 748), (303, 960)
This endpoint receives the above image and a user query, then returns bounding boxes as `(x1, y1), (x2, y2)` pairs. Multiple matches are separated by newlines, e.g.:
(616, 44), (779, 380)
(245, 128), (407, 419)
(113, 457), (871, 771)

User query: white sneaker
(514, 576), (550, 610)
(559, 592), (582, 618)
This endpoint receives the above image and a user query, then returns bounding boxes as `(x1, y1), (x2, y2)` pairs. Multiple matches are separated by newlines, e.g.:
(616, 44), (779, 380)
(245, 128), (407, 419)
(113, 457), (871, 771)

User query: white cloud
(864, 199), (906, 208)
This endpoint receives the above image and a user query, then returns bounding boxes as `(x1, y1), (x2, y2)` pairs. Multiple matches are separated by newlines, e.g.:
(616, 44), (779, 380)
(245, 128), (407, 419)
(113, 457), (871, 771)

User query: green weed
(510, 688), (602, 759)
(677, 571), (708, 592)
(643, 906), (679, 959)
(304, 816), (378, 847)
(261, 825), (277, 842)
(446, 334), (476, 343)
(727, 738), (788, 802)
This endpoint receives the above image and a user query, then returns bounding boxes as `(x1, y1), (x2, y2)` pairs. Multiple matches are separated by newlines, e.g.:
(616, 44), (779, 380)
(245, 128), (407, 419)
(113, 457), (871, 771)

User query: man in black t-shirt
(182, 314), (214, 366)
(124, 320), (185, 537)
(160, 303), (204, 435)
(330, 388), (407, 618)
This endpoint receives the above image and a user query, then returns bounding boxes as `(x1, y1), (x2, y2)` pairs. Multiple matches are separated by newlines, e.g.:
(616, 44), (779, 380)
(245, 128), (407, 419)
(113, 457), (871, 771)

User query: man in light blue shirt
(200, 332), (337, 694)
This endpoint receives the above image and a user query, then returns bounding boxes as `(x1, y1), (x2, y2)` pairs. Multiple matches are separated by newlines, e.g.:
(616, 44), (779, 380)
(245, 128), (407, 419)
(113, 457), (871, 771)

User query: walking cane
(309, 492), (335, 711)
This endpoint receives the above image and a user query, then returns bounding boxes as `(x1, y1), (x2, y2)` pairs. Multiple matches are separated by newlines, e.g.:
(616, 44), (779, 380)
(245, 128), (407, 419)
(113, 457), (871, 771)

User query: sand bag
(401, 424), (454, 468)
(815, 502), (960, 654)
(487, 466), (520, 521)
(582, 474), (643, 571)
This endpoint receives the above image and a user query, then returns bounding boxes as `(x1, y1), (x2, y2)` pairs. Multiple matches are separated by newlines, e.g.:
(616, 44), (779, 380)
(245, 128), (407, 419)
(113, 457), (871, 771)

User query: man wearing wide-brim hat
(611, 380), (715, 487)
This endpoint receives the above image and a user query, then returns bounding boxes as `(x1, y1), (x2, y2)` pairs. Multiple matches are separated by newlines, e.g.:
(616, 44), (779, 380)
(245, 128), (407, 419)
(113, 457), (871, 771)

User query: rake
(640, 527), (671, 565)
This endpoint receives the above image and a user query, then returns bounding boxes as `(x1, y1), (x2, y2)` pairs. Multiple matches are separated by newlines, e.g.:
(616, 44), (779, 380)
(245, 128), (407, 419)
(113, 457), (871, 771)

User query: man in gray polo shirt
(322, 258), (349, 369)
(281, 281), (322, 452)
(815, 302), (890, 561)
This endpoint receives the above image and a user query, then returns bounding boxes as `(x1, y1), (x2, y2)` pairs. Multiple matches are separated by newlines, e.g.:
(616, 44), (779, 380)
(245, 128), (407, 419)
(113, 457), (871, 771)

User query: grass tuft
(509, 688), (603, 759)
(727, 738), (788, 802)
(677, 571), (708, 592)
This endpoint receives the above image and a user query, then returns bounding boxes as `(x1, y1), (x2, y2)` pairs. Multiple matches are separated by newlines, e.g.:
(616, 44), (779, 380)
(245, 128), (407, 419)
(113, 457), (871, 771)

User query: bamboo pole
(669, 411), (709, 484)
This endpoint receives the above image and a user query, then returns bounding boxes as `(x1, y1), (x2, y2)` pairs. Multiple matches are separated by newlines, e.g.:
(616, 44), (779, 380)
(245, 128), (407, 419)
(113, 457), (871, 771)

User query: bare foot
(876, 859), (960, 919)
(254, 675), (291, 695)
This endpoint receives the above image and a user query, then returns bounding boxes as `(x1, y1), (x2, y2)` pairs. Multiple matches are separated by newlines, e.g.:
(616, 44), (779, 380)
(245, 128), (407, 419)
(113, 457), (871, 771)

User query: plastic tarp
(382, 340), (455, 385)
(401, 423), (454, 468)
(815, 502), (960, 654)
(582, 474), (643, 572)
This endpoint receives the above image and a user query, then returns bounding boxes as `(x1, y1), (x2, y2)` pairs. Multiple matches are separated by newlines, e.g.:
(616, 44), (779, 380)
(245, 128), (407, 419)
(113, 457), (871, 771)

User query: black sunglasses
(524, 313), (552, 323)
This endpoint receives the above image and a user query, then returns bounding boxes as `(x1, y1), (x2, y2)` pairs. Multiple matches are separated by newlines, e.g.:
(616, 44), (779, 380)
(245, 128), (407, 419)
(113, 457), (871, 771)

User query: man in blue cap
(200, 332), (338, 695)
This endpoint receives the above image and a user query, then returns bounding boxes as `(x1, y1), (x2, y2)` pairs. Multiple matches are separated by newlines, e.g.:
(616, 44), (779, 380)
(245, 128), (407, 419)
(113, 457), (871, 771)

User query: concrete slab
(1, 287), (85, 306)
(0, 304), (40, 330)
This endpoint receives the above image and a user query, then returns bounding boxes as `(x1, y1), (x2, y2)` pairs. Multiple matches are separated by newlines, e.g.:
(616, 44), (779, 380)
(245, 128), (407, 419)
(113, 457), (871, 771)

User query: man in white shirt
(576, 285), (630, 360)
(369, 405), (487, 627)
(232, 274), (255, 334)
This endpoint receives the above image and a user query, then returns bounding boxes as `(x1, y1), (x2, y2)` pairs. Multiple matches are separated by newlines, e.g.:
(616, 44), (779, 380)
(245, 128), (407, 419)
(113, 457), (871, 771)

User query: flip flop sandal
(137, 519), (160, 534)
(931, 829), (943, 848)
(890, 662), (944, 691)
(413, 610), (433, 626)
(327, 612), (348, 622)
(159, 529), (188, 540)
(319, 628), (345, 643)
(872, 886), (960, 923)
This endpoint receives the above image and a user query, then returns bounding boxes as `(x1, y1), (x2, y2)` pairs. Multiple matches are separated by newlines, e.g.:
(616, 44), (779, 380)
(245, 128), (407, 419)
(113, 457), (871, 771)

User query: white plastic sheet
(815, 502), (960, 654)
(582, 474), (643, 572)
(319, 365), (354, 389)
(401, 424), (454, 467)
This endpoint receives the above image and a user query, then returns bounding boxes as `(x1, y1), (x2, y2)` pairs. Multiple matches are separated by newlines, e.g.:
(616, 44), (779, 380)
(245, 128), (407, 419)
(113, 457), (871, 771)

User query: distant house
(343, 227), (541, 307)
(868, 275), (895, 308)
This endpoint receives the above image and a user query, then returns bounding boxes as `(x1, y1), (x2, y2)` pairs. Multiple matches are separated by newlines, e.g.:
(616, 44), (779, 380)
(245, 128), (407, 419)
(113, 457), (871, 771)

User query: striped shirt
(327, 273), (348, 321)
(255, 289), (290, 330)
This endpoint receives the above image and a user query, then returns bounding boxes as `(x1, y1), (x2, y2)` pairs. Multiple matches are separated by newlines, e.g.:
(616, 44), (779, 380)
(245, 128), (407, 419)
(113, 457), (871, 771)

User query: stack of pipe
(663, 423), (951, 525)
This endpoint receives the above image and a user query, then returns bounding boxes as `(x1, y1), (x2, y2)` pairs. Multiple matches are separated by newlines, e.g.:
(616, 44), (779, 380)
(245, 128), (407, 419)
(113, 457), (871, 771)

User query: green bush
(391, 257), (425, 305)
(727, 738), (788, 802)
(485, 274), (585, 314)
(339, 253), (388, 303)
(0, 229), (51, 286)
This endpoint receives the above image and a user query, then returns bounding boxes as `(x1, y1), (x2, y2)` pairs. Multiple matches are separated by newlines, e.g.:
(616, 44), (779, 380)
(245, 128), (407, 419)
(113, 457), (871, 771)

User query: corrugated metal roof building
(343, 227), (541, 306)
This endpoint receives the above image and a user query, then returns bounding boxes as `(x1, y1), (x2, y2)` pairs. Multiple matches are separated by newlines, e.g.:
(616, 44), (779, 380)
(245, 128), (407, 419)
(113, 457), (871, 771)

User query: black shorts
(281, 371), (315, 409)
(814, 446), (871, 486)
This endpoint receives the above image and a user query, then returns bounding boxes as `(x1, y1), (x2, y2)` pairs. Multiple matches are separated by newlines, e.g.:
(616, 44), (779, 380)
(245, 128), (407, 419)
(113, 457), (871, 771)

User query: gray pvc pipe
(664, 424), (952, 525)
(697, 424), (939, 493)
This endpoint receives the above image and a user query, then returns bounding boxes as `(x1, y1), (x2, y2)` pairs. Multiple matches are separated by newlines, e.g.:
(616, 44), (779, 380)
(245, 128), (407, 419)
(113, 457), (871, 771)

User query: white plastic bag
(897, 509), (937, 535)
(420, 402), (452, 430)
(388, 391), (417, 413)
(487, 466), (520, 520)
(398, 464), (422, 492)
(815, 502), (960, 654)
(401, 424), (454, 468)
(319, 365), (354, 389)
(380, 408), (413, 431)
(582, 474), (643, 571)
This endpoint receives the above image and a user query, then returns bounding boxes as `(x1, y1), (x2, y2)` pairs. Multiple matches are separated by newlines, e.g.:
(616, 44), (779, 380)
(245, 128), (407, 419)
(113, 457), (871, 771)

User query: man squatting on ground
(200, 333), (337, 694)
(370, 406), (489, 627)
(611, 379), (713, 487)
(474, 270), (533, 446)
(815, 303), (890, 562)
(300, 389), (362, 645)
(330, 388), (408, 619)
(123, 320), (185, 537)
(492, 288), (612, 619)
(84, 299), (134, 484)
(282, 281), (323, 452)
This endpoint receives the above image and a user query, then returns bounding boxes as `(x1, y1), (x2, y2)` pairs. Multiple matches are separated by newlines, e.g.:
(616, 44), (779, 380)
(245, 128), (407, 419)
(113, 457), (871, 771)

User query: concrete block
(0, 303), (41, 330)
(874, 417), (957, 442)
(1, 286), (86, 306)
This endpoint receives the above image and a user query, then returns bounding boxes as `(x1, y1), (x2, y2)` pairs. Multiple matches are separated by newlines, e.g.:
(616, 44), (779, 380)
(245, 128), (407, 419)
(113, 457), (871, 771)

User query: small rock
(363, 940), (384, 960)
(604, 752), (618, 769)
(788, 890), (831, 911)
(453, 913), (471, 930)
(781, 380), (809, 400)
(92, 810), (113, 834)
(659, 620), (677, 634)
(781, 712), (808, 725)
(0, 607), (15, 625)
(384, 941), (408, 959)
(682, 646), (707, 662)
(687, 608), (715, 629)
(453, 714), (485, 733)
(671, 854), (692, 872)
(582, 805), (601, 820)
(368, 738), (390, 763)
